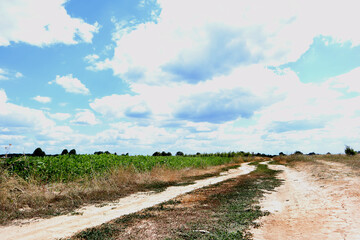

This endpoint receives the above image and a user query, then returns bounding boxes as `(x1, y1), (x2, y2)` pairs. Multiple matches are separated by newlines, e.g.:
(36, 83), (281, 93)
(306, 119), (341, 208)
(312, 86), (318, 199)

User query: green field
(0, 153), (249, 183)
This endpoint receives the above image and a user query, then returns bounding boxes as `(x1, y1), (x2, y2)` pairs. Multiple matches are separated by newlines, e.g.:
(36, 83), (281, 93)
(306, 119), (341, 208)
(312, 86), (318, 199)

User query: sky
(1, 0), (360, 155)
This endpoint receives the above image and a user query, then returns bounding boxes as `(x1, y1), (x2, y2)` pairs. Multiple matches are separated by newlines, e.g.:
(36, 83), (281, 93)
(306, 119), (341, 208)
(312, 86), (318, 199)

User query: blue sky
(1, 0), (360, 155)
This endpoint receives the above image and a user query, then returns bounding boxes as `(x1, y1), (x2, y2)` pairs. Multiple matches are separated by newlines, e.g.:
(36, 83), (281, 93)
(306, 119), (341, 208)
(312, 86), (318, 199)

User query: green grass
(1, 154), (239, 183)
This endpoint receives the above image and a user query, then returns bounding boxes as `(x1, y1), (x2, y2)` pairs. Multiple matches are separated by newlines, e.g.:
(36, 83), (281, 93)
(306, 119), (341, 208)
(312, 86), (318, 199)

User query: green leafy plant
(345, 145), (357, 156)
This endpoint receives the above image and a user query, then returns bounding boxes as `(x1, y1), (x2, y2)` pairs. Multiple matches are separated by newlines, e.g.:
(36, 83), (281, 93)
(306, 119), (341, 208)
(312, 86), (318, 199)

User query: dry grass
(271, 154), (360, 171)
(0, 160), (246, 225)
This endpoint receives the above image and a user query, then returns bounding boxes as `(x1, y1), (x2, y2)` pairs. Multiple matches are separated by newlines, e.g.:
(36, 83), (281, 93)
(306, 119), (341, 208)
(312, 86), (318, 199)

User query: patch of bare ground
(251, 159), (360, 240)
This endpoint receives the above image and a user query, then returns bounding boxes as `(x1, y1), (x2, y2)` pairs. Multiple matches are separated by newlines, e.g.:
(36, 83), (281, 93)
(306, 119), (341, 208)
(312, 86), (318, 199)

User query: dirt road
(0, 163), (255, 240)
(252, 161), (360, 240)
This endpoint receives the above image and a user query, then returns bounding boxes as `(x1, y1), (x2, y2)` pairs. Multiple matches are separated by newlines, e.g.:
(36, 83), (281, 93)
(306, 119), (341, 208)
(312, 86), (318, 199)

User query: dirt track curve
(252, 161), (360, 240)
(0, 163), (255, 240)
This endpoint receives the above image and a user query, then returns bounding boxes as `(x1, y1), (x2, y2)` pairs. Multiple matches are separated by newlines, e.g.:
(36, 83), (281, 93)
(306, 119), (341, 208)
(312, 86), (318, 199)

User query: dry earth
(251, 160), (360, 240)
(0, 163), (255, 240)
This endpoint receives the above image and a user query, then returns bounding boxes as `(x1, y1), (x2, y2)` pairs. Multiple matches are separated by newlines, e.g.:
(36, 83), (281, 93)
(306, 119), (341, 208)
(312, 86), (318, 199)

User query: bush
(33, 147), (45, 157)
(294, 151), (303, 155)
(61, 149), (68, 155)
(176, 151), (184, 156)
(345, 146), (357, 156)
(69, 149), (77, 155)
(152, 151), (161, 156)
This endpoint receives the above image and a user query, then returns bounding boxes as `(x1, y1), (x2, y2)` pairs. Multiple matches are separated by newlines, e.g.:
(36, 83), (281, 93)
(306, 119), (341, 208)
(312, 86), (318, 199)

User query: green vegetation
(0, 154), (245, 183)
(345, 145), (357, 156)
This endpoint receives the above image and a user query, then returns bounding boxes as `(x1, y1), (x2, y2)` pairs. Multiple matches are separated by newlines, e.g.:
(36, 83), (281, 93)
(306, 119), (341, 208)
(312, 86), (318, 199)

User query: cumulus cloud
(0, 89), (85, 153)
(90, 94), (152, 119)
(49, 74), (90, 95)
(0, 0), (99, 46)
(174, 89), (267, 123)
(71, 110), (99, 125)
(91, 65), (288, 125)
(33, 95), (51, 103)
(86, 0), (360, 86)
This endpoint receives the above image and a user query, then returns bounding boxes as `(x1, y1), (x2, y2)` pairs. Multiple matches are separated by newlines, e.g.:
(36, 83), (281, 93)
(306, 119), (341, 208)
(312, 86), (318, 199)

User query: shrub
(61, 149), (68, 155)
(152, 152), (161, 156)
(345, 146), (357, 156)
(69, 149), (77, 155)
(33, 147), (45, 157)
(294, 151), (303, 155)
(176, 151), (184, 156)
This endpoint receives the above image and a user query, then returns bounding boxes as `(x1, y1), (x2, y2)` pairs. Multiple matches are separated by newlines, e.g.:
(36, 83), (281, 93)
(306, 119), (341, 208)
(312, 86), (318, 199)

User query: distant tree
(166, 152), (172, 156)
(345, 146), (356, 156)
(294, 151), (303, 155)
(196, 152), (201, 156)
(176, 151), (184, 156)
(33, 147), (45, 157)
(94, 151), (103, 155)
(279, 152), (285, 156)
(326, 152), (331, 155)
(161, 151), (167, 156)
(152, 151), (161, 156)
(61, 149), (68, 155)
(104, 151), (111, 154)
(308, 152), (316, 155)
(69, 149), (77, 155)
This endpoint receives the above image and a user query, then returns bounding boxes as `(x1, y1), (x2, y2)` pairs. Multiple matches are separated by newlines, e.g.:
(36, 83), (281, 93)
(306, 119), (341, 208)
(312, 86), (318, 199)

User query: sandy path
(0, 163), (255, 240)
(251, 161), (360, 240)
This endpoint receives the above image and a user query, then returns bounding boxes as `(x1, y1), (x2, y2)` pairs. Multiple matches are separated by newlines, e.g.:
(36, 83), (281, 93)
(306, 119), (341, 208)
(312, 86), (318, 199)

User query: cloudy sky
(1, 0), (360, 155)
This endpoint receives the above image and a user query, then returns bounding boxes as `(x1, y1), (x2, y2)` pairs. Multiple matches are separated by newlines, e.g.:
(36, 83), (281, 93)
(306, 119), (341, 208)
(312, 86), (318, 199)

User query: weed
(74, 223), (119, 240)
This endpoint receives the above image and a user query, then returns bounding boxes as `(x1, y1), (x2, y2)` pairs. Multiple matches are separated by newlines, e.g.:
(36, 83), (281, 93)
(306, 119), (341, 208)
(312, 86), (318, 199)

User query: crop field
(0, 152), (256, 224)
(0, 153), (247, 183)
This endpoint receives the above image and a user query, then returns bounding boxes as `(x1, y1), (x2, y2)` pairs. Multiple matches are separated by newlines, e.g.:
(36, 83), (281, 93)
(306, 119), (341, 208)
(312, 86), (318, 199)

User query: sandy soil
(0, 163), (255, 240)
(251, 161), (360, 240)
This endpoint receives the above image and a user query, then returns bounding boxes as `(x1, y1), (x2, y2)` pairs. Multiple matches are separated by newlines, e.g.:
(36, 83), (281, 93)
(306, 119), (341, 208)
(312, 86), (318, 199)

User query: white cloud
(33, 95), (51, 103)
(0, 89), (90, 154)
(0, 0), (99, 46)
(88, 64), (360, 154)
(48, 112), (71, 121)
(84, 54), (100, 63)
(71, 109), (99, 125)
(0, 68), (9, 80)
(327, 67), (360, 93)
(0, 68), (23, 80)
(50, 74), (90, 95)
(87, 0), (360, 86)
(0, 89), (63, 137)
(15, 72), (23, 78)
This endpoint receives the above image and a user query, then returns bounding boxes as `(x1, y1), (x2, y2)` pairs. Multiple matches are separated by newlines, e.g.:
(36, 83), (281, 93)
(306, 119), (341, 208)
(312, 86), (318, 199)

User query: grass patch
(73, 223), (119, 240)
